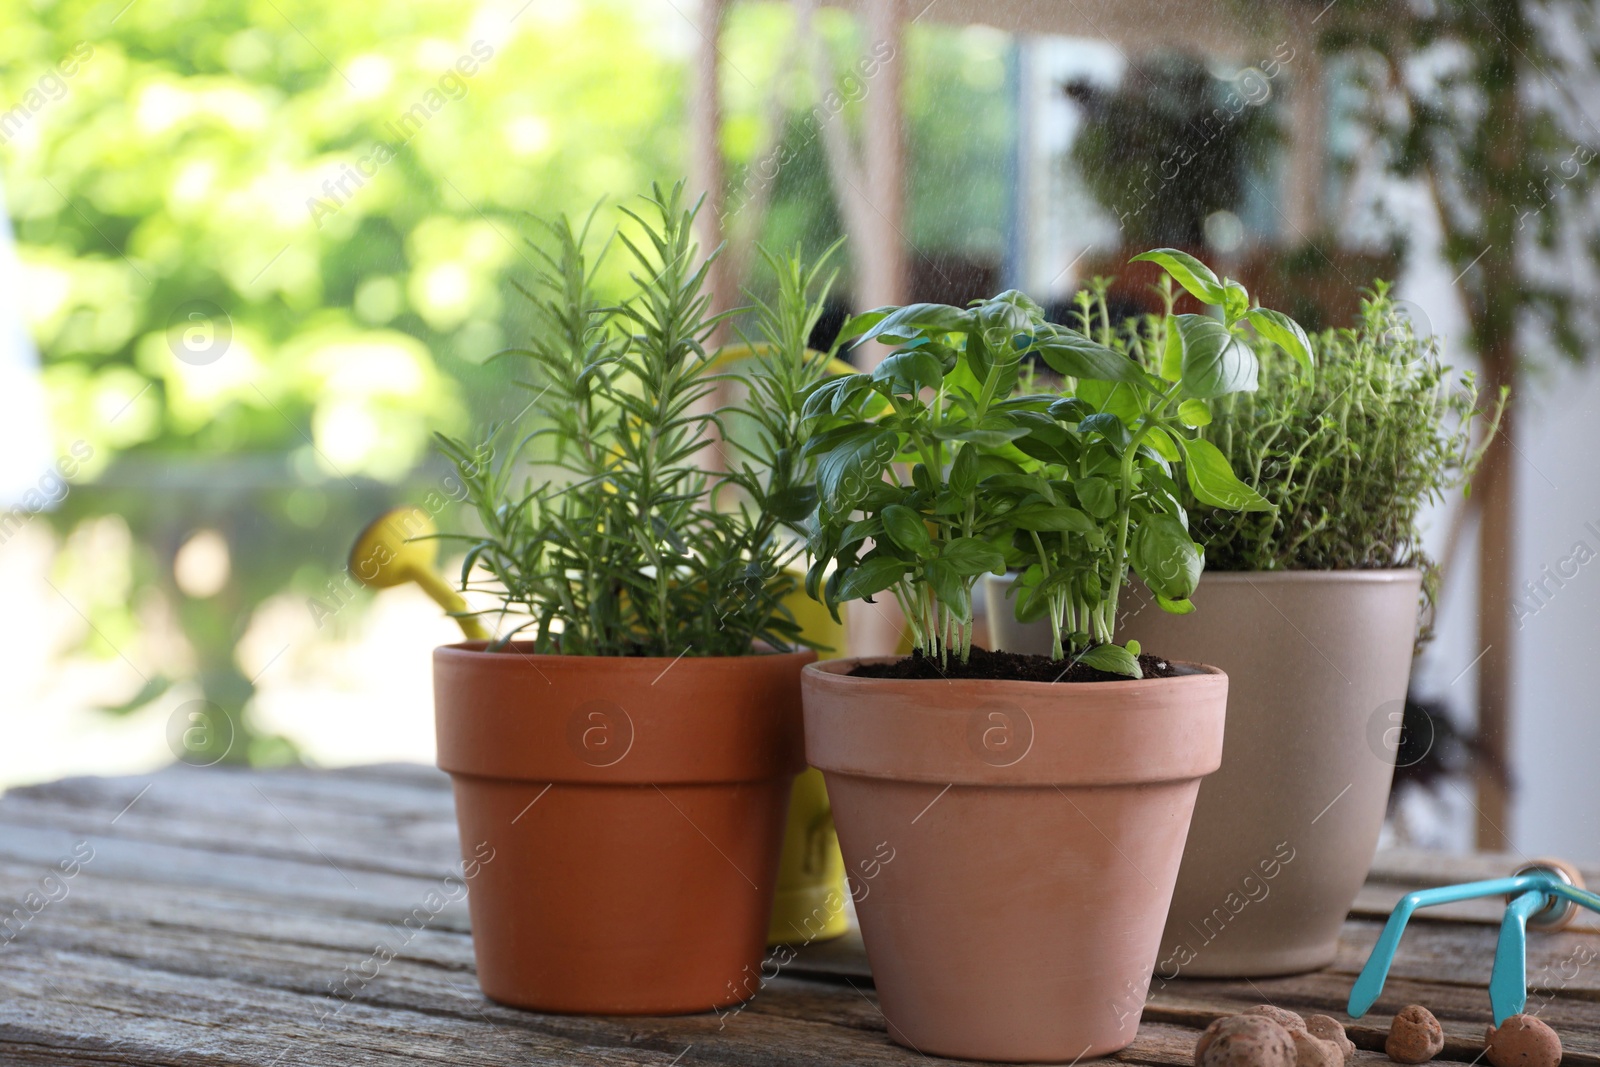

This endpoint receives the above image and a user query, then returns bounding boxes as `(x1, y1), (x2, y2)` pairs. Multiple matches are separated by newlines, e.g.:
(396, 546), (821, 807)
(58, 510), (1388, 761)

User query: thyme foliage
(1164, 282), (1506, 574)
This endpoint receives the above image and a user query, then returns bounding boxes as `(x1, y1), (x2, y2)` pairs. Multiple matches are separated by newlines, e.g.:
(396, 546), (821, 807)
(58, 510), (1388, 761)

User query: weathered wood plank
(3, 766), (1596, 1066)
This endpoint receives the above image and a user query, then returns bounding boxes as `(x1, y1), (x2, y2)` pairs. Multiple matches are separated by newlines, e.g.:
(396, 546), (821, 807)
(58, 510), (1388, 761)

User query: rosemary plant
(436, 183), (836, 657)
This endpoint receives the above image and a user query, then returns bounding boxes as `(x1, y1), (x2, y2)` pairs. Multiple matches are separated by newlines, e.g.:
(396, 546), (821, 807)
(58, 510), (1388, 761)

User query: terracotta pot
(801, 657), (1227, 1062)
(986, 570), (1421, 977)
(434, 643), (811, 1014)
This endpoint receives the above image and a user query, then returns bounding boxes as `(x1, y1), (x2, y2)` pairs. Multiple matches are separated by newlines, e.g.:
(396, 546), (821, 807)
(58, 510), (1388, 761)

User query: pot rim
(435, 641), (816, 665)
(804, 655), (1224, 690)
(801, 657), (1228, 785)
(434, 644), (812, 783)
(988, 567), (1423, 586)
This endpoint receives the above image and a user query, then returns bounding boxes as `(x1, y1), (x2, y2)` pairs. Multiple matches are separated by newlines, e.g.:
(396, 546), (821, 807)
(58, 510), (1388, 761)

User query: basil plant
(800, 249), (1313, 677)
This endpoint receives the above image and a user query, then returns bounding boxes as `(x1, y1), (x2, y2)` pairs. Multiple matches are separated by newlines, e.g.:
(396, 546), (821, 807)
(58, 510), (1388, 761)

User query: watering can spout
(350, 506), (489, 641)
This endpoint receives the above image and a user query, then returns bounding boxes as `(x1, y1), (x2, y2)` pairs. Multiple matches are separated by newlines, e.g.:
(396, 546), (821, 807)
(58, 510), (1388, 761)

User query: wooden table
(3, 765), (1597, 1066)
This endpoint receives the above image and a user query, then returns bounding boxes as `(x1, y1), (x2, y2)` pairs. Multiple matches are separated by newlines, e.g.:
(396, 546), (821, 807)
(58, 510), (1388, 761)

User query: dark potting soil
(847, 646), (1188, 683)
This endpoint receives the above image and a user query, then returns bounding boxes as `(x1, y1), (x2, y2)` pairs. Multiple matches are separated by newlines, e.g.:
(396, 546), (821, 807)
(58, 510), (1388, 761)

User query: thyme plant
(802, 250), (1311, 677)
(1156, 281), (1507, 574)
(436, 183), (835, 656)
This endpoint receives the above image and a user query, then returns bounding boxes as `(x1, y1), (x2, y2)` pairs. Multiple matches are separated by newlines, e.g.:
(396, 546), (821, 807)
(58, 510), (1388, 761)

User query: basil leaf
(1156, 594), (1196, 615)
(1129, 248), (1228, 306)
(1132, 511), (1203, 601)
(940, 536), (1007, 577)
(1008, 504), (1095, 533)
(855, 303), (973, 345)
(872, 349), (945, 394)
(766, 484), (818, 523)
(1079, 412), (1131, 449)
(882, 504), (933, 558)
(949, 445), (979, 498)
(817, 428), (899, 511)
(1074, 476), (1117, 519)
(1048, 396), (1094, 423)
(1160, 318), (1184, 382)
(1222, 281), (1250, 323)
(1077, 643), (1143, 679)
(1175, 314), (1258, 399)
(835, 307), (893, 343)
(1178, 436), (1274, 512)
(923, 559), (973, 622)
(1177, 398), (1212, 428)
(1247, 307), (1316, 379)
(1145, 425), (1182, 462)
(836, 556), (907, 601)
(1032, 324), (1146, 383)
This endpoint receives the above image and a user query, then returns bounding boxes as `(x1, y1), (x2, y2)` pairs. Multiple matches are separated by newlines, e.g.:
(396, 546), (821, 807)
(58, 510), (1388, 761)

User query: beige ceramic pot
(989, 569), (1421, 977)
(434, 643), (811, 1014)
(801, 658), (1227, 1062)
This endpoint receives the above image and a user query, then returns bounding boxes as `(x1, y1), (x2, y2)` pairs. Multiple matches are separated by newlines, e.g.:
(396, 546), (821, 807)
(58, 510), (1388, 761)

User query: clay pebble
(1485, 1014), (1562, 1067)
(1306, 1015), (1357, 1064)
(1245, 1005), (1310, 1032)
(1292, 1028), (1345, 1067)
(1387, 1004), (1445, 1064)
(1197, 1015), (1298, 1067)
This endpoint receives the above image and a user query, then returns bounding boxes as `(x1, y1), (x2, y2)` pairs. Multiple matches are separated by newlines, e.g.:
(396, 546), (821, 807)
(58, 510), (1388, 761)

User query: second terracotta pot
(986, 569), (1420, 977)
(802, 657), (1227, 1063)
(434, 643), (811, 1014)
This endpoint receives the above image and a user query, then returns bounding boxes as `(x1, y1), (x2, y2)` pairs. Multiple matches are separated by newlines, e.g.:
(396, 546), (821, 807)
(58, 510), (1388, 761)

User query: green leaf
(1178, 436), (1274, 512)
(1074, 476), (1117, 519)
(1077, 378), (1143, 423)
(882, 504), (933, 558)
(839, 516), (882, 549)
(1048, 397), (1094, 423)
(817, 428), (898, 511)
(1222, 281), (1250, 323)
(1032, 324), (1146, 383)
(964, 325), (1021, 401)
(1008, 504), (1095, 533)
(1156, 594), (1196, 615)
(924, 560), (973, 622)
(949, 445), (979, 498)
(1177, 398), (1212, 428)
(940, 537), (1007, 577)
(1247, 307), (1316, 379)
(836, 556), (907, 601)
(1079, 412), (1130, 449)
(1132, 511), (1203, 600)
(836, 307), (892, 342)
(1160, 320), (1184, 382)
(1145, 426), (1182, 462)
(1129, 248), (1228, 306)
(873, 349), (945, 394)
(1013, 576), (1052, 623)
(767, 484), (818, 523)
(1175, 314), (1258, 399)
(1076, 643), (1143, 679)
(933, 424), (1030, 447)
(854, 303), (974, 345)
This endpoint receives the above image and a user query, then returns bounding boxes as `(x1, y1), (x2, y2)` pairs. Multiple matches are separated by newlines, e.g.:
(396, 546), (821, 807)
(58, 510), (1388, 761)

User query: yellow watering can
(349, 507), (489, 640)
(768, 579), (850, 945)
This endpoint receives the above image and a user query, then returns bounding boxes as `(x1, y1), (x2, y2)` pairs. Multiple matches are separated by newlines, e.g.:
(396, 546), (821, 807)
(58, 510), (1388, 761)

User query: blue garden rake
(1349, 860), (1599, 1025)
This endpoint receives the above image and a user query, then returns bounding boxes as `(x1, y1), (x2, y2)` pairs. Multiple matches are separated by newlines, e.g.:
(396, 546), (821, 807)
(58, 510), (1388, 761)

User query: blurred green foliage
(1, 0), (1011, 763)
